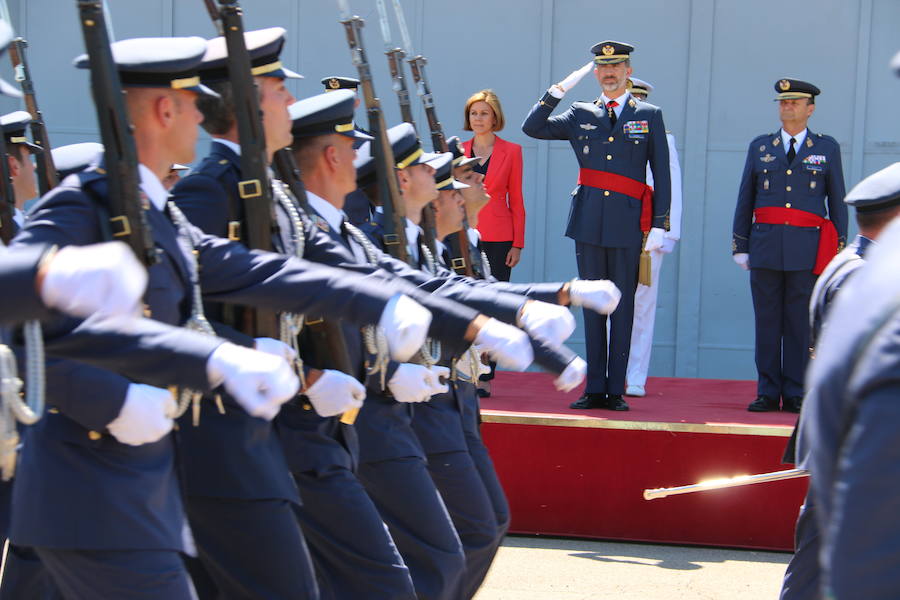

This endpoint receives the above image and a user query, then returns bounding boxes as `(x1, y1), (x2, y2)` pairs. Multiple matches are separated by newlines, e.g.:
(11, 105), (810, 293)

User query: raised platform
(479, 373), (805, 552)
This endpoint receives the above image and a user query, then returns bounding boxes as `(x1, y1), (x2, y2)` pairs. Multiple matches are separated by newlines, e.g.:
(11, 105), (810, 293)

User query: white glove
(517, 301), (576, 347)
(568, 279), (622, 315)
(643, 228), (666, 252)
(428, 366), (451, 395)
(554, 357), (587, 393)
(389, 363), (438, 403)
(304, 369), (366, 417)
(474, 318), (534, 372)
(733, 253), (750, 271)
(254, 337), (297, 363)
(555, 61), (594, 94)
(40, 241), (148, 318)
(206, 342), (300, 420)
(379, 294), (432, 362)
(660, 238), (677, 254)
(107, 383), (175, 446)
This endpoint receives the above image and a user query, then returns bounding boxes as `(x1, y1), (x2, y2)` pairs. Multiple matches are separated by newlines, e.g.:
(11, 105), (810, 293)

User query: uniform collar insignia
(806, 137), (814, 148)
(628, 98), (636, 108)
(314, 215), (330, 232)
(772, 136), (780, 147)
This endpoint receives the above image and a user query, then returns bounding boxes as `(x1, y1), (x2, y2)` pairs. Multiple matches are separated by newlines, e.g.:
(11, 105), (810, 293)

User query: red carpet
(479, 372), (805, 551)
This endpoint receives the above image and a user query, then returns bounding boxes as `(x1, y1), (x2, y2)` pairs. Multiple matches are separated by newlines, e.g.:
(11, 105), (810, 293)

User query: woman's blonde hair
(464, 89), (505, 132)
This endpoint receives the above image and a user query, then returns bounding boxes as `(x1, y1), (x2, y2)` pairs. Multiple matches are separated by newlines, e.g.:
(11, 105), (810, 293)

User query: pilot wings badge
(579, 123), (597, 131)
(760, 153), (776, 163)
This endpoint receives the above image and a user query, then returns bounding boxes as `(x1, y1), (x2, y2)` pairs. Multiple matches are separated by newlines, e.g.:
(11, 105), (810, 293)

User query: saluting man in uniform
(523, 40), (671, 411)
(732, 79), (847, 413)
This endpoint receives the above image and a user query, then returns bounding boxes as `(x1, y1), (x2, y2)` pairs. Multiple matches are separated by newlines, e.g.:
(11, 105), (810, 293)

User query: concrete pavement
(475, 536), (791, 599)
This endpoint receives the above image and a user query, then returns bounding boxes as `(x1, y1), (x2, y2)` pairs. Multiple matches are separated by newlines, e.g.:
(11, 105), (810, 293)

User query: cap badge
(328, 78), (340, 89)
(602, 45), (615, 56)
(779, 79), (791, 91)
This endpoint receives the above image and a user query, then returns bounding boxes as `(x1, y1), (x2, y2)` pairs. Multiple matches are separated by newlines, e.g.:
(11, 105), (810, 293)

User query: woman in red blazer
(462, 90), (525, 283)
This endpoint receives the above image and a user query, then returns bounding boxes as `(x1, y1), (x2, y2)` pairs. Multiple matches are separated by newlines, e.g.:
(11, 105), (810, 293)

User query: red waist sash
(753, 206), (838, 275)
(578, 168), (653, 232)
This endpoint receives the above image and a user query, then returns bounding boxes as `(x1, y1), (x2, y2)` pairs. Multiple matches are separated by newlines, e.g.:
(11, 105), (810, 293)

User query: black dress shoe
(783, 396), (803, 413)
(570, 393), (606, 409)
(605, 395), (630, 411)
(747, 395), (779, 412)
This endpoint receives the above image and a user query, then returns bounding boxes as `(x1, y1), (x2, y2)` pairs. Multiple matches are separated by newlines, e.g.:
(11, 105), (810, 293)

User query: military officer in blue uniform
(8, 35), (439, 599)
(523, 40), (671, 412)
(732, 78), (847, 413)
(780, 164), (900, 600)
(796, 162), (900, 600)
(173, 34), (551, 596)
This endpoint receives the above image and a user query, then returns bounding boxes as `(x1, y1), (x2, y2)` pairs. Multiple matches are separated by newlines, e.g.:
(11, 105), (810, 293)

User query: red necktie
(607, 100), (618, 126)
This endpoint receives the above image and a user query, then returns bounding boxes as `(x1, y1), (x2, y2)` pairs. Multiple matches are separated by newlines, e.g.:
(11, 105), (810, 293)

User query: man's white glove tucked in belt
(303, 369), (365, 417)
(568, 279), (622, 314)
(474, 318), (534, 372)
(107, 384), (176, 446)
(206, 342), (300, 420)
(379, 294), (432, 362)
(517, 301), (576, 348)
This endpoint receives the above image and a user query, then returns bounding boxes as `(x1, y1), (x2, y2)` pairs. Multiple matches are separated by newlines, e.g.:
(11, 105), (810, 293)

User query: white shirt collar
(306, 190), (345, 232)
(138, 164), (169, 211)
(467, 227), (480, 247)
(213, 137), (242, 156)
(781, 128), (808, 153)
(12, 207), (24, 228)
(434, 239), (447, 264)
(405, 217), (421, 263)
(600, 90), (630, 117)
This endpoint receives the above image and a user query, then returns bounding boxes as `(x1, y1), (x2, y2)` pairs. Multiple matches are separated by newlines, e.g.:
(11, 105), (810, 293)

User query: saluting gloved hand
(568, 279), (622, 314)
(107, 383), (176, 446)
(39, 241), (148, 318)
(388, 363), (448, 403)
(379, 294), (432, 363)
(550, 61), (594, 98)
(474, 318), (534, 372)
(643, 228), (666, 252)
(303, 369), (366, 417)
(733, 253), (750, 271)
(206, 342), (300, 420)
(554, 356), (587, 393)
(517, 301), (576, 347)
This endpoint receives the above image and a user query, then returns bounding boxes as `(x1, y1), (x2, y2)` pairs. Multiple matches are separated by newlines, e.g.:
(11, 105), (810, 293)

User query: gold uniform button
(302, 403), (313, 411)
(606, 154), (612, 160)
(786, 203), (792, 208)
(608, 136), (614, 142)
(786, 169), (792, 175)
(88, 431), (102, 441)
(603, 191), (610, 197)
(48, 407), (59, 414)
(786, 186), (792, 192)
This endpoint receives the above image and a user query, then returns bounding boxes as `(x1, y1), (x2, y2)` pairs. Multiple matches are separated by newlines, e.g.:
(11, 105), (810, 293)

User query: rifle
(8, 38), (57, 195)
(372, 0), (441, 264)
(375, 0), (414, 125)
(75, 0), (157, 266)
(203, 0), (278, 338)
(391, 0), (481, 277)
(336, 0), (410, 265)
(272, 148), (359, 425)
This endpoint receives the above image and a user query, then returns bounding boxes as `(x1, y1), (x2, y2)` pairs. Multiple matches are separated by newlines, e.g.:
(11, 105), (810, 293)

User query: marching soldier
(523, 40), (671, 411)
(623, 78), (682, 398)
(796, 162), (900, 599)
(9, 35), (436, 599)
(780, 164), (900, 600)
(732, 79), (847, 413)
